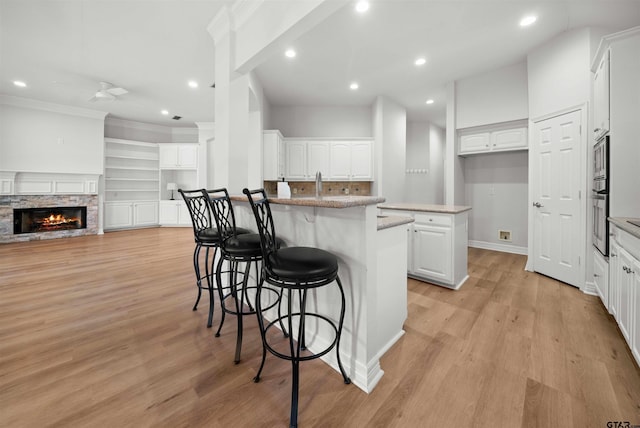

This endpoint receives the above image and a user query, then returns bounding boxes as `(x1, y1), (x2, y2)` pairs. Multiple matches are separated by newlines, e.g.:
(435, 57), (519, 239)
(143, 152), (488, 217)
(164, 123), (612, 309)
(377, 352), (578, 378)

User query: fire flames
(39, 213), (81, 227)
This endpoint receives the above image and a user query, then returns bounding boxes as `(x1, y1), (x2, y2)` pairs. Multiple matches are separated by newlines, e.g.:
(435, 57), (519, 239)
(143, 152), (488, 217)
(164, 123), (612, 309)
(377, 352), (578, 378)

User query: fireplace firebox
(14, 207), (87, 234)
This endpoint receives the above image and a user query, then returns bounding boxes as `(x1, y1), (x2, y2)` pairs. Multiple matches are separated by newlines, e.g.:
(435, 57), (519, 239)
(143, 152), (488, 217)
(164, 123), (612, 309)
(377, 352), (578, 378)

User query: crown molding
(231, 0), (264, 30)
(105, 117), (173, 133)
(0, 95), (108, 120)
(208, 5), (234, 43)
(195, 122), (215, 131)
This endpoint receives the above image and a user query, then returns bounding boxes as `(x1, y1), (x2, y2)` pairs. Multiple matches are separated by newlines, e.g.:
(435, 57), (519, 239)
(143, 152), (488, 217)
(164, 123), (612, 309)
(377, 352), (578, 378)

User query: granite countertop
(231, 194), (385, 208)
(378, 202), (472, 214)
(609, 217), (640, 239)
(377, 215), (414, 231)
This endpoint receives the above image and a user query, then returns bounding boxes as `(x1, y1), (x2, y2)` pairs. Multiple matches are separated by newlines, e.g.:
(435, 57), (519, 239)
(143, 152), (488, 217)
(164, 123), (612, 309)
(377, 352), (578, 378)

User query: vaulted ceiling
(2, 0), (640, 129)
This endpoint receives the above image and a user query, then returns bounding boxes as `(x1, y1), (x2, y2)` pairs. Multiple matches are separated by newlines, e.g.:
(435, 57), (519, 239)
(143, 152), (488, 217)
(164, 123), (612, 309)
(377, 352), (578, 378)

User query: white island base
(232, 196), (411, 393)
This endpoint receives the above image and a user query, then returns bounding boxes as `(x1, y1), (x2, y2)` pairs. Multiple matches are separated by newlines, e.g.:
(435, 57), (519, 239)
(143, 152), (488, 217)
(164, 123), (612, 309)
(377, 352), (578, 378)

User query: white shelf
(105, 189), (159, 192)
(105, 154), (159, 161)
(106, 166), (158, 171)
(105, 178), (159, 182)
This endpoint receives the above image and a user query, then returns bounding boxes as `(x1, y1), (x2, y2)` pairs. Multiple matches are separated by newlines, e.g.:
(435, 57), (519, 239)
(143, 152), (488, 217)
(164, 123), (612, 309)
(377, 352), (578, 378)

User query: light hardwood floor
(1, 228), (639, 427)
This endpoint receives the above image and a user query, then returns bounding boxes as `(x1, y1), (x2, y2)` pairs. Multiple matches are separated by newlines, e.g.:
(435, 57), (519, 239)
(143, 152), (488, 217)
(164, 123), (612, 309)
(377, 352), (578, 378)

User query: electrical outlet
(499, 230), (512, 241)
(344, 188), (349, 195)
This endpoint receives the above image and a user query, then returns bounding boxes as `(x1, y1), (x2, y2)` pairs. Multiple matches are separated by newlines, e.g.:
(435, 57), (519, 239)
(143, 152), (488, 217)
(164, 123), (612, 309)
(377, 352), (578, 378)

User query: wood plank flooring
(1, 228), (639, 427)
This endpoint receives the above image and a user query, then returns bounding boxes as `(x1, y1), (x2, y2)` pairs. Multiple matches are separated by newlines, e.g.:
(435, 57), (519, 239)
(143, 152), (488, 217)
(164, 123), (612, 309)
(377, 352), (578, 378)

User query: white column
(445, 81), (465, 205)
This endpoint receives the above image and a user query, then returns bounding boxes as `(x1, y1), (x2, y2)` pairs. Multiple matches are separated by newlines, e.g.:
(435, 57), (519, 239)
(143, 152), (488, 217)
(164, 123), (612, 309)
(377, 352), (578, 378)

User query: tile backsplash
(264, 181), (371, 197)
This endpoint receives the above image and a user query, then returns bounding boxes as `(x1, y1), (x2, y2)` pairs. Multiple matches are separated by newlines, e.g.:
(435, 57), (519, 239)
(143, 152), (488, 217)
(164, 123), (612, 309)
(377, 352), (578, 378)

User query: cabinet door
(412, 223), (452, 283)
(178, 145), (198, 168)
(159, 145), (179, 168)
(593, 248), (609, 308)
(134, 201), (159, 226)
(632, 257), (640, 366)
(263, 131), (281, 181)
(459, 133), (490, 154)
(285, 141), (308, 180)
(350, 141), (373, 180)
(159, 201), (179, 225)
(307, 141), (330, 178)
(491, 128), (527, 151)
(329, 142), (352, 180)
(619, 248), (634, 345)
(610, 241), (620, 318)
(104, 202), (133, 229)
(593, 50), (610, 139)
(178, 202), (192, 226)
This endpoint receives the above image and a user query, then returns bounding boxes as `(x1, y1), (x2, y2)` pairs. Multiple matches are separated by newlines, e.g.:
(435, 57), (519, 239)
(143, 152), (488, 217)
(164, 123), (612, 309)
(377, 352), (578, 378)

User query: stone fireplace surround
(0, 172), (100, 244)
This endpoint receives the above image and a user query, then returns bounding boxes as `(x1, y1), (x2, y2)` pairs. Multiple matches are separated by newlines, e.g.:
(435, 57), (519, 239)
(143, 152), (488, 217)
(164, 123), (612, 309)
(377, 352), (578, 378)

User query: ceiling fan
(89, 82), (128, 102)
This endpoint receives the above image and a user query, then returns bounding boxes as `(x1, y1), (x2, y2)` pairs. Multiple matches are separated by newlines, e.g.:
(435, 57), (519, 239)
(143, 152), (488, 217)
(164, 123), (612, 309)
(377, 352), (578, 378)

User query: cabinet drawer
(414, 213), (452, 227)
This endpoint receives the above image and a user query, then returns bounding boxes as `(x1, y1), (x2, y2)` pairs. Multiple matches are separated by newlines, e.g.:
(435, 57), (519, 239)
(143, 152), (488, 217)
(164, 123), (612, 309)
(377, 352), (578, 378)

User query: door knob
(532, 202), (543, 208)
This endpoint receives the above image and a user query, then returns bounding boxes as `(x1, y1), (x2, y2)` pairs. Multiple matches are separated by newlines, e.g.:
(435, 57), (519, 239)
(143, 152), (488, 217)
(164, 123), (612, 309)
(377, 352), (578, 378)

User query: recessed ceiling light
(188, 80), (198, 88)
(13, 80), (27, 88)
(161, 110), (169, 115)
(355, 1), (369, 13)
(520, 15), (537, 27)
(426, 99), (434, 105)
(285, 49), (296, 58)
(350, 82), (359, 90)
(415, 57), (426, 66)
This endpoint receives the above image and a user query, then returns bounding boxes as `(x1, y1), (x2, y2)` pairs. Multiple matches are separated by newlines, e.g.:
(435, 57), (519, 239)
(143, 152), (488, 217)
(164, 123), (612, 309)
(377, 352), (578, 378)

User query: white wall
(404, 121), (444, 204)
(373, 96), (406, 203)
(465, 151), (529, 252)
(0, 98), (105, 174)
(456, 61), (529, 129)
(527, 27), (592, 120)
(269, 106), (372, 138)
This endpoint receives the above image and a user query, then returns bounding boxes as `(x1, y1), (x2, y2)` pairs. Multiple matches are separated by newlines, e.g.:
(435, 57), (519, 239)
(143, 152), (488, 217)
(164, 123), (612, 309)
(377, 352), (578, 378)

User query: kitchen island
(230, 195), (413, 393)
(378, 203), (472, 289)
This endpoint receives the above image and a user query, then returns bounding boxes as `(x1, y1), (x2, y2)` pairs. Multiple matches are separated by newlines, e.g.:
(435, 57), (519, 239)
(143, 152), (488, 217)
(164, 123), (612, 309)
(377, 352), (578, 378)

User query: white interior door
(531, 109), (582, 287)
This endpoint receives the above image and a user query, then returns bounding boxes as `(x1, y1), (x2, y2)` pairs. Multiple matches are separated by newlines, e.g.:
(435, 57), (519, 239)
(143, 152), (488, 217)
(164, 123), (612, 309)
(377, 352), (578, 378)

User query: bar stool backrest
(242, 188), (278, 269)
(205, 188), (238, 247)
(179, 188), (214, 242)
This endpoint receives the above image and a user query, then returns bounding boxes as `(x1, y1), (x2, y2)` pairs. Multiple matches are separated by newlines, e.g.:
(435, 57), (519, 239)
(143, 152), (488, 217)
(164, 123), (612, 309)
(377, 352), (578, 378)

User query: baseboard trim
(469, 240), (528, 255)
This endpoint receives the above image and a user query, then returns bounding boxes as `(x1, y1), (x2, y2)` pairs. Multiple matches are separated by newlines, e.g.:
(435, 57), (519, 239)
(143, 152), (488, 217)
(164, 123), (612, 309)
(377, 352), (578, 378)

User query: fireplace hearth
(14, 207), (87, 234)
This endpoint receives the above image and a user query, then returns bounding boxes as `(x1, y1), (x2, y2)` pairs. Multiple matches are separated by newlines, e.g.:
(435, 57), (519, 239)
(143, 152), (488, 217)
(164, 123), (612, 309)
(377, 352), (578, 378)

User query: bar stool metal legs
(253, 276), (351, 428)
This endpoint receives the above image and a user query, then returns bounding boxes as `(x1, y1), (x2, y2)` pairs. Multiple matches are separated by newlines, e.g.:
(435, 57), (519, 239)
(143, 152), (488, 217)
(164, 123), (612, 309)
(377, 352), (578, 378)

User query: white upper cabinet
(350, 141), (373, 180)
(458, 121), (528, 156)
(329, 140), (373, 181)
(279, 138), (374, 181)
(459, 133), (490, 154)
(491, 127), (528, 151)
(329, 142), (352, 180)
(159, 144), (198, 169)
(263, 130), (285, 181)
(307, 141), (331, 179)
(285, 140), (308, 180)
(593, 49), (610, 140)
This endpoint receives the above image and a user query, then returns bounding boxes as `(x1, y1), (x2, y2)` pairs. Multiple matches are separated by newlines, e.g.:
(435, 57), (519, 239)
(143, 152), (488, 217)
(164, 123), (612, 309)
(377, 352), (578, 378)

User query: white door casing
(531, 109), (583, 287)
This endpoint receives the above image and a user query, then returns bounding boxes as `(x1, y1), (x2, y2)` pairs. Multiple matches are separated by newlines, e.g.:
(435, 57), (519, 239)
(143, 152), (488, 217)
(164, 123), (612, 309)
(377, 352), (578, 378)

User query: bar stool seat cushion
(267, 247), (338, 281)
(197, 226), (252, 244)
(224, 234), (286, 257)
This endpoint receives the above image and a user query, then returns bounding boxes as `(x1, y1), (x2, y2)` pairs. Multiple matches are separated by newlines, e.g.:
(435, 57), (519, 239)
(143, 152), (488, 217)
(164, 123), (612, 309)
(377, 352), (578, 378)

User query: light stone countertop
(609, 217), (640, 239)
(378, 202), (472, 214)
(231, 194), (385, 208)
(377, 215), (414, 231)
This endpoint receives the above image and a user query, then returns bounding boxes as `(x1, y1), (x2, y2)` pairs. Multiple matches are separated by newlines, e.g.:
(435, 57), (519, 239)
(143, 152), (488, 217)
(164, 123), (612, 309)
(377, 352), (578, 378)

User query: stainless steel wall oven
(592, 135), (609, 256)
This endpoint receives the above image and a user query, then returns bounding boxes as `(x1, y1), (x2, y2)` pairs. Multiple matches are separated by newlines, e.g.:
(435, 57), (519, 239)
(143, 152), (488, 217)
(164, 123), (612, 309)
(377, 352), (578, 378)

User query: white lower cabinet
(105, 202), (133, 229)
(632, 256), (640, 364)
(379, 208), (469, 289)
(104, 201), (158, 230)
(412, 221), (452, 283)
(159, 200), (191, 226)
(608, 222), (640, 367)
(593, 248), (609, 308)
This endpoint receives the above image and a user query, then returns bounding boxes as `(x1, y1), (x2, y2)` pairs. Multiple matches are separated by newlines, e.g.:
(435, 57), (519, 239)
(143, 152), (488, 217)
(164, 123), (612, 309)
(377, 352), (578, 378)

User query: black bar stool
(179, 188), (251, 329)
(243, 188), (351, 428)
(205, 188), (283, 364)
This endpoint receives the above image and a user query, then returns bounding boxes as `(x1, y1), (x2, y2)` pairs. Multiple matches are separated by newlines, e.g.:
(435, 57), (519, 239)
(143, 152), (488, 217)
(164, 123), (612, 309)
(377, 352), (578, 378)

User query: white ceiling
(2, 0), (640, 129)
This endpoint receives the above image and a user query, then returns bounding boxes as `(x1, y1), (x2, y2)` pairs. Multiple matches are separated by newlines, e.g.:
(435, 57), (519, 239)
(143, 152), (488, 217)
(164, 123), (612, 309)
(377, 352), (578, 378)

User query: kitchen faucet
(315, 171), (322, 198)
